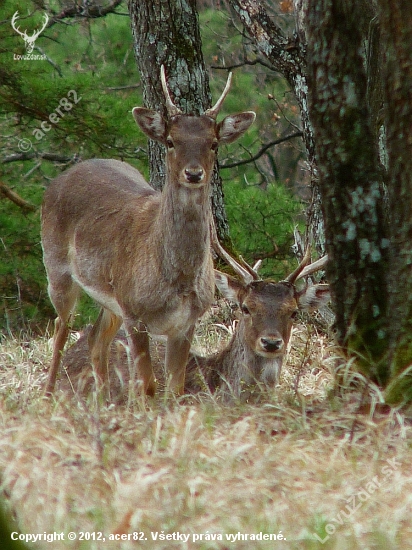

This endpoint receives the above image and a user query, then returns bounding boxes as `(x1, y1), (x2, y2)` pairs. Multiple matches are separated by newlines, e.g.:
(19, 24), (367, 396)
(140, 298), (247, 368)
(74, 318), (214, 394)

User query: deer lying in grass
(41, 66), (255, 397)
(184, 250), (330, 399)
(59, 253), (330, 401)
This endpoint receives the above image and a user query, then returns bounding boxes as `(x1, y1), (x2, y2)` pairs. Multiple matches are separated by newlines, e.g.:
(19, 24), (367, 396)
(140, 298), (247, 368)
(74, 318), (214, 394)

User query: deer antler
(284, 248), (311, 284)
(210, 219), (259, 284)
(284, 249), (328, 284)
(297, 254), (328, 280)
(160, 65), (182, 117)
(211, 221), (328, 287)
(205, 72), (233, 119)
(161, 66), (233, 119)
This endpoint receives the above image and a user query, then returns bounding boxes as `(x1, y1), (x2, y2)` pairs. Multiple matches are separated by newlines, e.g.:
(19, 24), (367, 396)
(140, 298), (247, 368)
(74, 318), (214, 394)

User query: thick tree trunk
(128, 0), (230, 242)
(378, 0), (412, 403)
(305, 0), (390, 383)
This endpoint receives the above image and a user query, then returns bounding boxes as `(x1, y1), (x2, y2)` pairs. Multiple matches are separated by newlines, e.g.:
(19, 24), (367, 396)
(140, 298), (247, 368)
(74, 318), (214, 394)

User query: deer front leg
(125, 321), (157, 397)
(45, 315), (71, 396)
(165, 326), (195, 395)
(88, 307), (122, 392)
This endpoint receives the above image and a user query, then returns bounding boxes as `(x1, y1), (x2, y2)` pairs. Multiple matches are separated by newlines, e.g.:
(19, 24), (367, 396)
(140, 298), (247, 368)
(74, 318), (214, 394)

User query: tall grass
(0, 317), (411, 550)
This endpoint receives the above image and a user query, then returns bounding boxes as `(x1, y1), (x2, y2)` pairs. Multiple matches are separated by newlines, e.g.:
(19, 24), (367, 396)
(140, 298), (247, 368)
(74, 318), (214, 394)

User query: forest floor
(0, 309), (411, 550)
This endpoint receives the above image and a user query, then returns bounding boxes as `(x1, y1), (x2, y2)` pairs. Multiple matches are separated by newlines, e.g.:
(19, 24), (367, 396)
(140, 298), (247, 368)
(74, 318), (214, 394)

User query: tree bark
(378, 0), (412, 402)
(305, 0), (390, 382)
(128, 0), (230, 242)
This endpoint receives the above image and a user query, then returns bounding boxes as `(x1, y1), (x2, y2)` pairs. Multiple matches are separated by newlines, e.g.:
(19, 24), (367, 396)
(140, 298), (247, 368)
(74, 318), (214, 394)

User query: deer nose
(184, 167), (204, 184)
(260, 337), (284, 353)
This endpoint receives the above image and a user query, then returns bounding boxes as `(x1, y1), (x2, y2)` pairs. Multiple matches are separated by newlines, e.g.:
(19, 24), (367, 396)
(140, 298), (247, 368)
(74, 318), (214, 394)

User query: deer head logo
(11, 11), (49, 54)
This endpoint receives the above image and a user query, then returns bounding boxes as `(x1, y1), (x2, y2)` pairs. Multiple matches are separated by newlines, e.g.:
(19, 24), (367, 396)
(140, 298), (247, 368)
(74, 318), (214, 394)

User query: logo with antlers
(11, 11), (49, 54)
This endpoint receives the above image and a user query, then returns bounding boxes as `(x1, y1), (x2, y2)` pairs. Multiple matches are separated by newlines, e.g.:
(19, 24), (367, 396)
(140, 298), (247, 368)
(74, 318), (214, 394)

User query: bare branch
(228, 0), (302, 80)
(2, 152), (77, 164)
(47, 0), (125, 28)
(105, 84), (141, 91)
(0, 181), (36, 212)
(220, 131), (303, 169)
(211, 58), (275, 72)
(33, 45), (63, 76)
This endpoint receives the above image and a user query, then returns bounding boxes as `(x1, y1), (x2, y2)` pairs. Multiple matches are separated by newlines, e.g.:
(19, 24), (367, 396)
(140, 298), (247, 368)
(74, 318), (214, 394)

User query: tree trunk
(128, 0), (230, 242)
(378, 0), (412, 403)
(305, 0), (390, 383)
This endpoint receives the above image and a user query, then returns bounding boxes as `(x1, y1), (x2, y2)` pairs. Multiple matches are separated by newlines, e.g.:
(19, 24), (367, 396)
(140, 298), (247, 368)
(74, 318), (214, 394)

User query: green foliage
(225, 181), (304, 279)
(0, 191), (50, 334)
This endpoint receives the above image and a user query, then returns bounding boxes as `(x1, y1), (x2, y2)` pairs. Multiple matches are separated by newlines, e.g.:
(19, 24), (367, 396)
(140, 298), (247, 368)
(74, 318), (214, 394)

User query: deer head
(132, 67), (255, 189)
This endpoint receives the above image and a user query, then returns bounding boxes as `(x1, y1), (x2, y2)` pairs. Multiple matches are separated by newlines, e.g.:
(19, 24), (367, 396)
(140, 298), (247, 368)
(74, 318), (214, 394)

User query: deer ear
(214, 270), (246, 304)
(297, 284), (331, 312)
(132, 108), (167, 142)
(217, 111), (256, 144)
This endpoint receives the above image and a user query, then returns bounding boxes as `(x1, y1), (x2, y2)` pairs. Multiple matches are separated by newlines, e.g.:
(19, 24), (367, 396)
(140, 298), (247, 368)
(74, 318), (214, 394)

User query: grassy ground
(0, 314), (411, 550)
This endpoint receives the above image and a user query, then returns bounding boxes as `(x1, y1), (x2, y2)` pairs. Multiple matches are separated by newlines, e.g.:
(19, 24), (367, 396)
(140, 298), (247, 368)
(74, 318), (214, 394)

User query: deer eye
(241, 304), (250, 315)
(166, 137), (174, 149)
(291, 310), (299, 320)
(211, 140), (218, 152)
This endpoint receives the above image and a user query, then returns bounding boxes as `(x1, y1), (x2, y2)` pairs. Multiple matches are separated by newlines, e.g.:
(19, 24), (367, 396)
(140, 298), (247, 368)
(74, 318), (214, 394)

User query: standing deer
(41, 66), (255, 396)
(59, 253), (330, 401)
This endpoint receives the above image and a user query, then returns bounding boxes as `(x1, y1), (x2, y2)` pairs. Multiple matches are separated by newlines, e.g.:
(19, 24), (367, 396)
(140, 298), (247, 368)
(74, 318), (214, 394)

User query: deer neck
(155, 179), (212, 285)
(221, 322), (283, 387)
(220, 322), (251, 377)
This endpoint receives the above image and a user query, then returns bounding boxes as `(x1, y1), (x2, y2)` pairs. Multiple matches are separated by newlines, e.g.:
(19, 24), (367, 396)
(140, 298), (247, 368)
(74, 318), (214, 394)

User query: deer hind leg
(124, 320), (157, 397)
(165, 326), (195, 395)
(88, 307), (122, 393)
(45, 276), (80, 396)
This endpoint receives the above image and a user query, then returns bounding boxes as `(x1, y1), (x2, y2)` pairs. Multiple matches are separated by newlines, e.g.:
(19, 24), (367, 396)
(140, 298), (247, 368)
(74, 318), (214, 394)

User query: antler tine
(284, 247), (312, 284)
(297, 254), (328, 281)
(160, 65), (182, 117)
(204, 72), (233, 119)
(210, 220), (258, 284)
(239, 255), (261, 280)
(285, 249), (329, 284)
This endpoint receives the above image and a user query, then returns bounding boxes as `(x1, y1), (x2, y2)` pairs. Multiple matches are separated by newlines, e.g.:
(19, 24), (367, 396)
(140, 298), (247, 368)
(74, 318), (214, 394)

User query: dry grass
(0, 313), (411, 550)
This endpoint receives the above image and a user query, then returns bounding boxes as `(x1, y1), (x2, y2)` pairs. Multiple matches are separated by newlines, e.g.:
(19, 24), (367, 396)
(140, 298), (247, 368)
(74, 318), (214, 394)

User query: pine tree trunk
(128, 0), (230, 243)
(378, 0), (412, 402)
(306, 0), (390, 383)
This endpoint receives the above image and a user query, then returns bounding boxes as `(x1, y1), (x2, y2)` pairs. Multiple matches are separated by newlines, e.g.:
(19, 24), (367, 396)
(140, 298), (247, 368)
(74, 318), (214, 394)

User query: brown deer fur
(58, 271), (330, 402)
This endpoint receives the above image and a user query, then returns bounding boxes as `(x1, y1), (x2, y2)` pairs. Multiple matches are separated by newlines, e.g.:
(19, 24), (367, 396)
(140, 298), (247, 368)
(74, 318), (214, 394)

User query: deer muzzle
(183, 166), (205, 186)
(259, 336), (284, 355)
